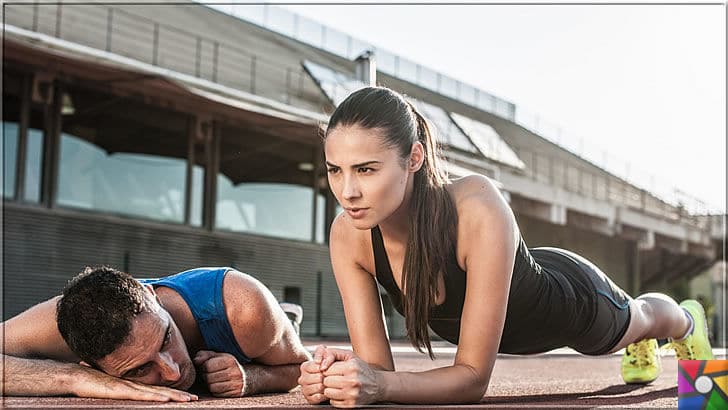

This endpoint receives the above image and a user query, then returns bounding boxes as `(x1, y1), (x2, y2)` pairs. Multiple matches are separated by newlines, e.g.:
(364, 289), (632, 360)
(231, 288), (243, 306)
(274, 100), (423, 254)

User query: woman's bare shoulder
(329, 211), (376, 275)
(448, 174), (504, 209)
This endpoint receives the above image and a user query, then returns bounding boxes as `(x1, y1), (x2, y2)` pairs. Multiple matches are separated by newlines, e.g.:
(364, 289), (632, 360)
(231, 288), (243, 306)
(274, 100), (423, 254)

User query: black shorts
(530, 247), (633, 355)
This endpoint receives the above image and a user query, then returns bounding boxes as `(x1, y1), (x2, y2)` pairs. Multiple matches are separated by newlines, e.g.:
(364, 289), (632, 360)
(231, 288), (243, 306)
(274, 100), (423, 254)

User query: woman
(298, 86), (713, 407)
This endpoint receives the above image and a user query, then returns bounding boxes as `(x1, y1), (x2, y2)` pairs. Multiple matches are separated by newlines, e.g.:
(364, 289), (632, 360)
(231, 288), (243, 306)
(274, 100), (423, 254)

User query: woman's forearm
(377, 364), (488, 404)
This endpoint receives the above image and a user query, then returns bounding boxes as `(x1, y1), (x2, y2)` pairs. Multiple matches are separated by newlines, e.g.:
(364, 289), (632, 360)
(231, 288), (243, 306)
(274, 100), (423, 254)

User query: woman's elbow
(464, 365), (490, 402)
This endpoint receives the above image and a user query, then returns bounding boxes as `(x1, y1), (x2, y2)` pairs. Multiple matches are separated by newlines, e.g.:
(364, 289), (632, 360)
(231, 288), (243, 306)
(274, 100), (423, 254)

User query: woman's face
(325, 124), (416, 230)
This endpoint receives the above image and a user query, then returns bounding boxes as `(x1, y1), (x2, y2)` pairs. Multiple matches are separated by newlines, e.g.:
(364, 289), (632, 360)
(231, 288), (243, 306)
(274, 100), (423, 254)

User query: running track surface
(4, 342), (726, 408)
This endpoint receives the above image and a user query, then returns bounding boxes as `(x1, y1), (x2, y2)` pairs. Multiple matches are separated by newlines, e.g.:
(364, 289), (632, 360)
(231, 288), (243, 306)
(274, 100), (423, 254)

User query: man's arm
(193, 350), (304, 396)
(220, 270), (311, 395)
(1, 296), (196, 401)
(1, 354), (196, 401)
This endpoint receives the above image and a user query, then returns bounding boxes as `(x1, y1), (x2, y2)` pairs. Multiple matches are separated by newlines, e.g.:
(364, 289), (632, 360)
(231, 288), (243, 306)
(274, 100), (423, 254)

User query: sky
(266, 2), (726, 214)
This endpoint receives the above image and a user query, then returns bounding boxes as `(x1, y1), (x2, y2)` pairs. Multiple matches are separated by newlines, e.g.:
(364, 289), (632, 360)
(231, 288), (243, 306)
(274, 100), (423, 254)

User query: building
(2, 1), (724, 339)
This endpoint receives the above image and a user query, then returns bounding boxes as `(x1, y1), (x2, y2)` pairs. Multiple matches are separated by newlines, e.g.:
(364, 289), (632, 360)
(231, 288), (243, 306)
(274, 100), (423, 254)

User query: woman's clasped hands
(298, 345), (384, 407)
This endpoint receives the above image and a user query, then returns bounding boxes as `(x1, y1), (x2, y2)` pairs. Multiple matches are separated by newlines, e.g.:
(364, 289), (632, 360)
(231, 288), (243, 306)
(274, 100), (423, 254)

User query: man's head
(57, 266), (196, 390)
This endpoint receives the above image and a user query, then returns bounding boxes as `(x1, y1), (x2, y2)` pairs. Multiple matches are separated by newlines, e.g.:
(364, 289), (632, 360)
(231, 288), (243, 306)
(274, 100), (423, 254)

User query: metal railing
(5, 3), (323, 112)
(512, 145), (715, 227)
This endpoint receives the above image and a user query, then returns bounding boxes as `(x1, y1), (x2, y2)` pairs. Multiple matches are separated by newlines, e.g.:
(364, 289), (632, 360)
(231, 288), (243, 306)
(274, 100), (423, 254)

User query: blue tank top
(138, 267), (251, 364)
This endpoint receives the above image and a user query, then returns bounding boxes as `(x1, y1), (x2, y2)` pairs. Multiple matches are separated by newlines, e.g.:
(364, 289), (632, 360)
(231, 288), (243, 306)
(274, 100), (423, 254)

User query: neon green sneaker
(621, 338), (661, 384)
(670, 299), (714, 360)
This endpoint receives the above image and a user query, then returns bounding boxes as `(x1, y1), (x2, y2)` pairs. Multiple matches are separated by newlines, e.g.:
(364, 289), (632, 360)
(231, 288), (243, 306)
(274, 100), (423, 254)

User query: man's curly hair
(56, 266), (153, 365)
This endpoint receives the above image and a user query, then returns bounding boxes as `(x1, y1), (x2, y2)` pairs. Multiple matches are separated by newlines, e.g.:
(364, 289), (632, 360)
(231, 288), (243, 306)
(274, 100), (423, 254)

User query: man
(1, 266), (310, 402)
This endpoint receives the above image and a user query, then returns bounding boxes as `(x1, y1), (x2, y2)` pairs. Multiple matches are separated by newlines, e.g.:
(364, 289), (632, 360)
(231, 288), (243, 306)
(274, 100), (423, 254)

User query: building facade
(2, 2), (723, 340)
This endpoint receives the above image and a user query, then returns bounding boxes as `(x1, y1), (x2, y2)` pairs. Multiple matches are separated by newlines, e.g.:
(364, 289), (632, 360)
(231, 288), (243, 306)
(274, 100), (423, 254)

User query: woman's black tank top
(371, 226), (591, 354)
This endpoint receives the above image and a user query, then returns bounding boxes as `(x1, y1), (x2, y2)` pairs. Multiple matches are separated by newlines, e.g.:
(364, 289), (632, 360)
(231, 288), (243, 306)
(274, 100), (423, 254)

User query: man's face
(95, 298), (196, 390)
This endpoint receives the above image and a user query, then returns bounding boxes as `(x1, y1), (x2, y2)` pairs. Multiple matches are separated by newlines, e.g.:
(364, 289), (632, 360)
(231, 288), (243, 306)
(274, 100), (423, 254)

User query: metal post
(316, 271), (322, 336)
(548, 156), (554, 184)
(55, 4), (62, 38)
(250, 56), (256, 94)
(33, 2), (39, 31)
(298, 70), (304, 98)
(606, 176), (611, 201)
(184, 116), (195, 225)
(310, 147), (322, 242)
(106, 9), (114, 52)
(152, 23), (159, 65)
(209, 123), (220, 230)
(286, 68), (292, 105)
(195, 37), (202, 77)
(203, 122), (220, 231)
(41, 82), (62, 208)
(212, 42), (219, 82)
(14, 75), (31, 202)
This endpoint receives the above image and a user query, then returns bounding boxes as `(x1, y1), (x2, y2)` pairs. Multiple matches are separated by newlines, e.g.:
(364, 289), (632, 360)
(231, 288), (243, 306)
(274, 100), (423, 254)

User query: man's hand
(72, 364), (198, 402)
(193, 350), (247, 397)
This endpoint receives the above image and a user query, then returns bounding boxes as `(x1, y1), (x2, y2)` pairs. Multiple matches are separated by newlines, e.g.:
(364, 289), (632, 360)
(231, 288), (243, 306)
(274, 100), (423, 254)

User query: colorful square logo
(678, 360), (728, 410)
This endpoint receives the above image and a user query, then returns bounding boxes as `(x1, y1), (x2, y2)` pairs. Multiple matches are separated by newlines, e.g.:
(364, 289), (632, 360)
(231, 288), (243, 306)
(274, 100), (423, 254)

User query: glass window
(217, 180), (324, 242)
(23, 128), (43, 203)
(56, 86), (189, 223)
(57, 135), (187, 222)
(216, 124), (324, 242)
(303, 60), (366, 106)
(2, 122), (18, 198)
(410, 99), (476, 154)
(450, 112), (525, 170)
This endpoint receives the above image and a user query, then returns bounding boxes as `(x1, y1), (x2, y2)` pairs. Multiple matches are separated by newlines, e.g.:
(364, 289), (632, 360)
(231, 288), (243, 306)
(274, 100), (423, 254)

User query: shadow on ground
(483, 384), (676, 406)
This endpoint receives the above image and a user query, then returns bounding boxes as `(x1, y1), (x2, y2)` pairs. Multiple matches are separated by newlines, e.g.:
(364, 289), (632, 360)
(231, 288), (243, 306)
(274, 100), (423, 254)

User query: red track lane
(4, 348), (724, 408)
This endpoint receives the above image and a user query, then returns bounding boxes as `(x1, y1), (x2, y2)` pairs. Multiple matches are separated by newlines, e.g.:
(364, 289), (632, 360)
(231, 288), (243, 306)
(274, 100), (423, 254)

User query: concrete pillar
(639, 230), (655, 251)
(629, 244), (642, 296)
(354, 50), (376, 86)
(549, 204), (567, 225)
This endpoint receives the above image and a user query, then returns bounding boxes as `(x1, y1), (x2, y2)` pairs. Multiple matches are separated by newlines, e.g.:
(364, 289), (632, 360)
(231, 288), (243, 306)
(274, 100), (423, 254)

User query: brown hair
(326, 86), (457, 358)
